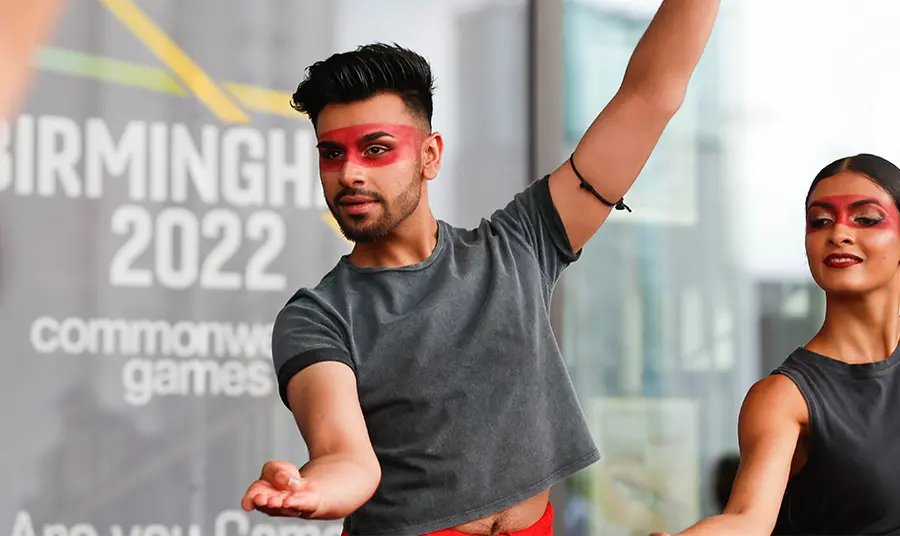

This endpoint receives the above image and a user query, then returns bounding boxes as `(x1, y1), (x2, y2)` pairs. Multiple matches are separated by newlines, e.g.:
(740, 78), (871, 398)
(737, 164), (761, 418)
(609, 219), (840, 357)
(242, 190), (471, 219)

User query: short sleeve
(271, 295), (353, 409)
(489, 175), (580, 285)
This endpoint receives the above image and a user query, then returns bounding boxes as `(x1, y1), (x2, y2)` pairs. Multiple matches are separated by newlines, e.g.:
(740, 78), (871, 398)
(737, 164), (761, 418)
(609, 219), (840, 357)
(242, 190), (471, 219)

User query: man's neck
(347, 210), (439, 269)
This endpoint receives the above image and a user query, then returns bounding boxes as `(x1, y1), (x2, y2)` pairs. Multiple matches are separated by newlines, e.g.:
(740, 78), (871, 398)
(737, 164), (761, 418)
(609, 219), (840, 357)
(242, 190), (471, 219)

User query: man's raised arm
(548, 0), (720, 252)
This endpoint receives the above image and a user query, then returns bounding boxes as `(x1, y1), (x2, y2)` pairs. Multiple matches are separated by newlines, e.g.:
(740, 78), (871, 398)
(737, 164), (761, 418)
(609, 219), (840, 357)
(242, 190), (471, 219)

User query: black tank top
(771, 344), (900, 535)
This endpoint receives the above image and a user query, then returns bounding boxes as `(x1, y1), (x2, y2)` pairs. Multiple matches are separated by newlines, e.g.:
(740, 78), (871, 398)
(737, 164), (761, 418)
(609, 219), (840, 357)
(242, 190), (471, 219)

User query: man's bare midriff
(449, 491), (550, 536)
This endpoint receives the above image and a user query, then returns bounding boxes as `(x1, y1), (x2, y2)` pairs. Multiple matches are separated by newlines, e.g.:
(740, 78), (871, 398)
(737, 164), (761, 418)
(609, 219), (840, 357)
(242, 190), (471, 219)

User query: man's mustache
(334, 188), (385, 204)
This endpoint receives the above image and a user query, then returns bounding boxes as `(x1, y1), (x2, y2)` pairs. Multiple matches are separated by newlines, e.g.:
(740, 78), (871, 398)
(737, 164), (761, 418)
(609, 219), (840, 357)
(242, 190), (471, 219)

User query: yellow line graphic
(36, 49), (308, 120)
(99, 0), (251, 124)
(225, 83), (303, 119)
(37, 47), (187, 96)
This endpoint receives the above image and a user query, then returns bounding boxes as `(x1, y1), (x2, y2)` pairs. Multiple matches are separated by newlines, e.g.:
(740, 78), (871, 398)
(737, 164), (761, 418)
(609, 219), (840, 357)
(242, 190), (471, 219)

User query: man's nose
(338, 160), (366, 188)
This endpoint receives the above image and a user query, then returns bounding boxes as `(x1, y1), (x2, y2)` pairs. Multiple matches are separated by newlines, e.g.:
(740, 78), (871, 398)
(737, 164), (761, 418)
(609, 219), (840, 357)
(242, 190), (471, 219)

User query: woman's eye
(808, 217), (831, 229)
(855, 216), (884, 227)
(320, 150), (343, 160)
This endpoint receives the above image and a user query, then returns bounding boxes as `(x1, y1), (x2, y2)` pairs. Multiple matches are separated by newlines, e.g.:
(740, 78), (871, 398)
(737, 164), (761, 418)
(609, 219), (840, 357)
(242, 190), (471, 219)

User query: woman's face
(805, 171), (900, 295)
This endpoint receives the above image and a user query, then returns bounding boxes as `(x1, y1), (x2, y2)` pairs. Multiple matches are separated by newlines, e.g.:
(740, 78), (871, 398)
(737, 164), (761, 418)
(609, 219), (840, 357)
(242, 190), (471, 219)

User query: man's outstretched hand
(241, 461), (324, 518)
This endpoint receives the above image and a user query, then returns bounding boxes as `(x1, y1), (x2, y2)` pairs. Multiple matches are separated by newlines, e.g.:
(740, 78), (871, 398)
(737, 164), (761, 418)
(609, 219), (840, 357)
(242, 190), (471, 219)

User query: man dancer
(241, 1), (719, 534)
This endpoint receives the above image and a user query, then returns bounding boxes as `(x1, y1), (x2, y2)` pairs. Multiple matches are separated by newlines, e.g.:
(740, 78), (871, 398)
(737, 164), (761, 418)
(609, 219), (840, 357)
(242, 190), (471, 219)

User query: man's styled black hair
(290, 43), (435, 129)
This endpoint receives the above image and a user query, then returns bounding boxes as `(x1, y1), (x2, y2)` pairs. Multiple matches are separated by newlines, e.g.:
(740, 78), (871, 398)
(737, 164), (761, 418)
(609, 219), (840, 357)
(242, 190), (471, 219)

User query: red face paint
(316, 123), (423, 173)
(806, 195), (900, 234)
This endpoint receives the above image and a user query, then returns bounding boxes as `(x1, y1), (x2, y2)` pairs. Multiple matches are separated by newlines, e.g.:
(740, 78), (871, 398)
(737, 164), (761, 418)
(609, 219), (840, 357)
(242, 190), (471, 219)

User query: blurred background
(3, 0), (899, 535)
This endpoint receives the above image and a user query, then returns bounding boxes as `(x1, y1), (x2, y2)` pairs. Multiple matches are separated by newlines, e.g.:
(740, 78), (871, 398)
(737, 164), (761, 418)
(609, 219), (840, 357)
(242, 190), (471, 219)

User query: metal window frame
(529, 0), (570, 530)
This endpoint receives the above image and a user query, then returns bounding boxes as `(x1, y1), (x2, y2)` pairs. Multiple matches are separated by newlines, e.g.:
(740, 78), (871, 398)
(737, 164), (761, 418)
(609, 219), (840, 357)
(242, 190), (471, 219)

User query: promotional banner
(1, 1), (531, 536)
(1, 0), (348, 534)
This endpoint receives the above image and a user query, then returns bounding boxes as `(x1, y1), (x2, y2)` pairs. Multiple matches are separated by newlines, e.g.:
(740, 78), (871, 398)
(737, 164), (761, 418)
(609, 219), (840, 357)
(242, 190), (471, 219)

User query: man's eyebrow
(359, 131), (396, 143)
(316, 131), (396, 149)
(316, 140), (343, 149)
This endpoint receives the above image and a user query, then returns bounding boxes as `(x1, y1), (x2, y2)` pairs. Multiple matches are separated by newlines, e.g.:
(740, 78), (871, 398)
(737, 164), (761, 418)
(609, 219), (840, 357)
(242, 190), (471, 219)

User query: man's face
(315, 93), (439, 243)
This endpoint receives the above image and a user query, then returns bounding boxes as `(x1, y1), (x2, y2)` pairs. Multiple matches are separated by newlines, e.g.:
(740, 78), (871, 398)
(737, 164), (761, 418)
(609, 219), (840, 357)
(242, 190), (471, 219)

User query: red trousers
(342, 502), (553, 536)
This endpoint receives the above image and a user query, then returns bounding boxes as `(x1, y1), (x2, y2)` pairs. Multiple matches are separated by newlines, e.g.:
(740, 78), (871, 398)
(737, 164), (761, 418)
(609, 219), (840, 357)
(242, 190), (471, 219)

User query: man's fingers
(261, 460), (297, 480)
(255, 506), (299, 518)
(241, 483), (267, 511)
(242, 464), (311, 518)
(241, 480), (280, 511)
(275, 471), (304, 491)
(251, 489), (291, 509)
(266, 493), (293, 509)
(261, 461), (302, 491)
(253, 491), (277, 508)
(282, 491), (320, 512)
(253, 493), (318, 518)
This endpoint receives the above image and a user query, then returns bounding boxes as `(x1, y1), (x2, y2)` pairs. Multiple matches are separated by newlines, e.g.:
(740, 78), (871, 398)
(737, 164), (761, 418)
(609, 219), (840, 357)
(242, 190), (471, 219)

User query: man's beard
(329, 174), (423, 243)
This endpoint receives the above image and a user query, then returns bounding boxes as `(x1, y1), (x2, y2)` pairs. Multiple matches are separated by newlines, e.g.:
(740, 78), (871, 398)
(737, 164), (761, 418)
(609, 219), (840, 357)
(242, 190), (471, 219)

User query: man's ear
(422, 132), (443, 181)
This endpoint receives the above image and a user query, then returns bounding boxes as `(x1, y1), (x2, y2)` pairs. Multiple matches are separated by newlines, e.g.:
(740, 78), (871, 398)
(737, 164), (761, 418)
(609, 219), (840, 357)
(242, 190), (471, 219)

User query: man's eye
(365, 146), (390, 156)
(321, 150), (343, 160)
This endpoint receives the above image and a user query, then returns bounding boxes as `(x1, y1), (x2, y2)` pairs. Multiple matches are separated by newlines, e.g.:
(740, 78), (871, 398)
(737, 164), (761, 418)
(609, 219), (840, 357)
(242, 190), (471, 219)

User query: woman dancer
(675, 153), (900, 535)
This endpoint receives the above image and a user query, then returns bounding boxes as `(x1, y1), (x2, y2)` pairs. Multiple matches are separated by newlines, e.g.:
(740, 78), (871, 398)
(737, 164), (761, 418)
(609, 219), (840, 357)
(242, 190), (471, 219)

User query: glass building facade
(548, 1), (900, 533)
(557, 3), (744, 533)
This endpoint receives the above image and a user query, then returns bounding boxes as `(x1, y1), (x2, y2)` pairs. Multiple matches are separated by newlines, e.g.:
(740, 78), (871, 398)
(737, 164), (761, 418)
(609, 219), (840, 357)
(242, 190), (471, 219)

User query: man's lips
(339, 195), (377, 205)
(338, 196), (379, 215)
(824, 253), (863, 268)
